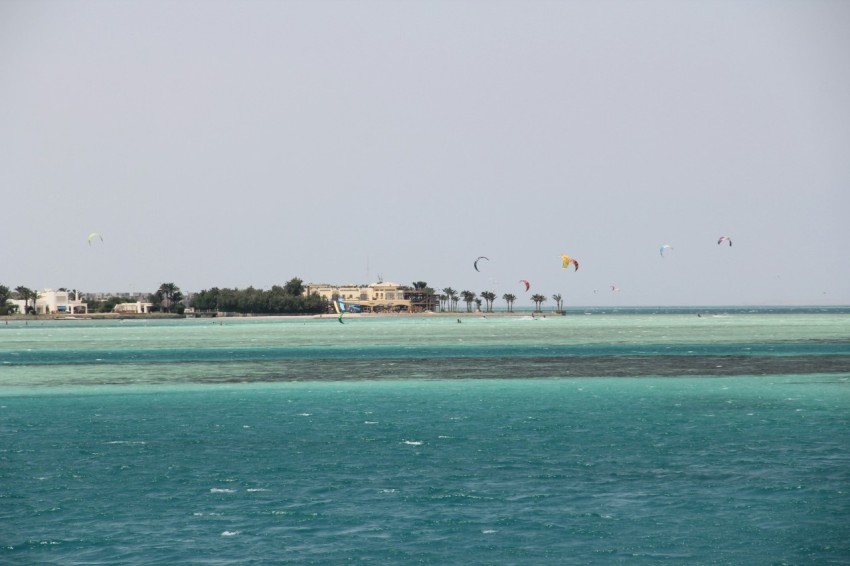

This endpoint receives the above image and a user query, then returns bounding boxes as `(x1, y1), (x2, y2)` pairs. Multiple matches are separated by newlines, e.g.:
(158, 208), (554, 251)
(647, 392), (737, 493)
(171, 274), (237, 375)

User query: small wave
(482, 529), (497, 534)
(403, 440), (423, 446)
(105, 440), (146, 445)
(246, 488), (269, 492)
(298, 413), (311, 417)
(364, 421), (379, 424)
(210, 488), (236, 493)
(221, 531), (240, 536)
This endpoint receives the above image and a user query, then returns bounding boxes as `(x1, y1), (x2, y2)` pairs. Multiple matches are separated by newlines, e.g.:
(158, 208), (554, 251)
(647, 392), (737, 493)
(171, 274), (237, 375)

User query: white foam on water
(247, 488), (269, 492)
(482, 529), (497, 534)
(364, 421), (379, 424)
(210, 488), (236, 493)
(403, 440), (422, 446)
(221, 531), (240, 536)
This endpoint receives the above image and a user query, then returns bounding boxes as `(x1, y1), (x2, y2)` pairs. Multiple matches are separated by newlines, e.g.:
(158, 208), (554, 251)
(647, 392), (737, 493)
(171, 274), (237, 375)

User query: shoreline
(1, 305), (847, 323)
(0, 310), (561, 322)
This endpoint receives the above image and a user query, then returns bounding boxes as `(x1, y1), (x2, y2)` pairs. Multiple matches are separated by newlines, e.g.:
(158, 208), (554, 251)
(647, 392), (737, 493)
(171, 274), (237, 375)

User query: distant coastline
(2, 305), (849, 322)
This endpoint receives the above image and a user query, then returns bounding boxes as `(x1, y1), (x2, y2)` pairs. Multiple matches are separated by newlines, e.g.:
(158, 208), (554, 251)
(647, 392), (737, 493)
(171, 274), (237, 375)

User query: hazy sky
(2, 0), (848, 306)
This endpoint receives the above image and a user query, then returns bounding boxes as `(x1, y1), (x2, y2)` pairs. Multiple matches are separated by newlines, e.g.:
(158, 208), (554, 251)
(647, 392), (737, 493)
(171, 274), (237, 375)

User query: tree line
(191, 278), (325, 314)
(0, 279), (325, 316)
(2, 278), (566, 316)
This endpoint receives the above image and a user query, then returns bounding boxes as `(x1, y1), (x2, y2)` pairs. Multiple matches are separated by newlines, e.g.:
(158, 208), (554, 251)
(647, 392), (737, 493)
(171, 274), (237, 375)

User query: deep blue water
(2, 312), (849, 564)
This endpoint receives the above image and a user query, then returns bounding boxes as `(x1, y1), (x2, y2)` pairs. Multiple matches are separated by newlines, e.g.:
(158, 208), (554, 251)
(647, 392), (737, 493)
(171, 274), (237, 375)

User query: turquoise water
(2, 311), (849, 563)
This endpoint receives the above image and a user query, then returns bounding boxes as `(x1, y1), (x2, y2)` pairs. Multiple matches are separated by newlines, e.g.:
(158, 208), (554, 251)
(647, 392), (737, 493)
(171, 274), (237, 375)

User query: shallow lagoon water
(2, 310), (849, 563)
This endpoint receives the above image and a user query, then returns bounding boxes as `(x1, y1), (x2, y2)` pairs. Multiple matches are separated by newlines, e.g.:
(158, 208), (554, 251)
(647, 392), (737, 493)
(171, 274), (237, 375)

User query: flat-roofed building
(9, 289), (88, 315)
(305, 281), (416, 313)
(113, 301), (154, 314)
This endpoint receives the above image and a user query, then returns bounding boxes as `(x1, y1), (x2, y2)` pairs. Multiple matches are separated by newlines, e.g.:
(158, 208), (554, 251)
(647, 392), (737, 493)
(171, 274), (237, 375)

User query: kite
(659, 244), (673, 257)
(520, 279), (530, 292)
(561, 254), (579, 271)
(473, 256), (489, 272)
(611, 284), (621, 292)
(87, 232), (103, 245)
(717, 236), (732, 246)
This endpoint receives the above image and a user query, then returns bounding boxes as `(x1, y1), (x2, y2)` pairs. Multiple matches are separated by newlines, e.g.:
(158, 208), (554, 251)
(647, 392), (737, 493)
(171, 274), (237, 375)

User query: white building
(9, 289), (88, 315)
(113, 301), (154, 314)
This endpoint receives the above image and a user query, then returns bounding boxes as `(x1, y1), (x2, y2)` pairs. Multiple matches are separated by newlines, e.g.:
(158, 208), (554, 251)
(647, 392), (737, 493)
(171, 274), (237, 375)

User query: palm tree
(552, 293), (563, 311)
(502, 293), (516, 313)
(157, 282), (184, 313)
(480, 291), (496, 312)
(442, 287), (455, 312)
(14, 286), (35, 314)
(451, 293), (459, 312)
(530, 293), (547, 312)
(460, 290), (476, 312)
(474, 298), (483, 312)
(0, 285), (13, 315)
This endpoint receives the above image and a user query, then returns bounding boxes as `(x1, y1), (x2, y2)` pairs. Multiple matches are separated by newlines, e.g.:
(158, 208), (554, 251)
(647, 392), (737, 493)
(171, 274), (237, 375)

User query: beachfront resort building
(8, 289), (89, 315)
(305, 281), (439, 313)
(112, 301), (155, 314)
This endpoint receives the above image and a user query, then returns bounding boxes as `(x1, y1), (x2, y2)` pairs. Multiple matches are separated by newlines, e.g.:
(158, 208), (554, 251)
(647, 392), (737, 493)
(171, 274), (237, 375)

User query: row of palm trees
(438, 287), (565, 313)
